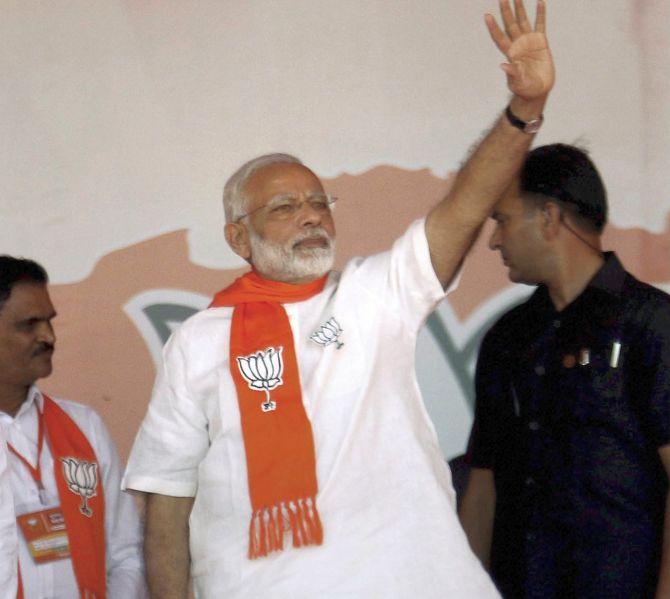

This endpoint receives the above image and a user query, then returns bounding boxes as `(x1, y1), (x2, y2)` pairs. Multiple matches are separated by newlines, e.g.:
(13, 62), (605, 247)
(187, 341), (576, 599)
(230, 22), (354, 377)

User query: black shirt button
(534, 365), (545, 376)
(525, 476), (535, 487)
(553, 319), (561, 328)
(528, 421), (541, 431)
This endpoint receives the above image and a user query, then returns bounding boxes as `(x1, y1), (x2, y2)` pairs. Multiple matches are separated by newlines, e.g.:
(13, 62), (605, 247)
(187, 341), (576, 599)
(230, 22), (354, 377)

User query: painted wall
(2, 1), (669, 461)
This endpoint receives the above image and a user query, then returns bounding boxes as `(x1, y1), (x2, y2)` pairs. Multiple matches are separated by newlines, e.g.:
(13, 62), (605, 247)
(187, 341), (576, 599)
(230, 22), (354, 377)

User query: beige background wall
(2, 1), (669, 461)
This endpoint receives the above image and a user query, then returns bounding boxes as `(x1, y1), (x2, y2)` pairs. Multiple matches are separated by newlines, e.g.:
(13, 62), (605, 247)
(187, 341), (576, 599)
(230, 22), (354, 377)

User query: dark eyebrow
(20, 311), (57, 325)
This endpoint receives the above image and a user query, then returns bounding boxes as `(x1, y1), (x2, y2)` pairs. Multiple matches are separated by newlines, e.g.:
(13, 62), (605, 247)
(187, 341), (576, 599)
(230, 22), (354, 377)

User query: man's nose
(38, 321), (56, 345)
(488, 226), (501, 251)
(295, 200), (323, 227)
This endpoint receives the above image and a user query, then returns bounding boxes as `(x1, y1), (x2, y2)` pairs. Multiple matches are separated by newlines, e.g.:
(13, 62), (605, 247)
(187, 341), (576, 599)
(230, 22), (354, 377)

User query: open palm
(486, 0), (555, 101)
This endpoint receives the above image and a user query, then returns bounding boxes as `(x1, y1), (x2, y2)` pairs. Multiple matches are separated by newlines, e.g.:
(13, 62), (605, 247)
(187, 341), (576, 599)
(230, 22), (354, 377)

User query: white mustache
(291, 228), (332, 248)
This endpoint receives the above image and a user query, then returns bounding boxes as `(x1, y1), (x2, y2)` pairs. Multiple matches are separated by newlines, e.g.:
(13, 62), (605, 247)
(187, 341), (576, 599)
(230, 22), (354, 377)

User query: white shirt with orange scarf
(0, 387), (146, 599)
(124, 219), (499, 598)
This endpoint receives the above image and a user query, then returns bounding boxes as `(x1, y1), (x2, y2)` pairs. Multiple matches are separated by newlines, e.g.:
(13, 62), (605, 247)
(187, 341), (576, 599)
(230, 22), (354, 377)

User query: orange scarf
(210, 270), (327, 558)
(20, 396), (106, 598)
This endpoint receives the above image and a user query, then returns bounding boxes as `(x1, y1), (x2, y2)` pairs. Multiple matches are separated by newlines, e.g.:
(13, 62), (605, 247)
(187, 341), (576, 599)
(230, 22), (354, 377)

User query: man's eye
(309, 199), (329, 211)
(270, 203), (295, 216)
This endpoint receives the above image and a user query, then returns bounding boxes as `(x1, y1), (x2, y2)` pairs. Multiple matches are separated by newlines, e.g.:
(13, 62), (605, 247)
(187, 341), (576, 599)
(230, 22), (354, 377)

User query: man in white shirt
(124, 2), (555, 597)
(0, 256), (146, 599)
(0, 431), (18, 599)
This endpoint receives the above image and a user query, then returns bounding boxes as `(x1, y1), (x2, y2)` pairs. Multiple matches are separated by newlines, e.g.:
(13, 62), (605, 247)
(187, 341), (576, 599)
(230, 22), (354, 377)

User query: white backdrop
(2, 0), (669, 460)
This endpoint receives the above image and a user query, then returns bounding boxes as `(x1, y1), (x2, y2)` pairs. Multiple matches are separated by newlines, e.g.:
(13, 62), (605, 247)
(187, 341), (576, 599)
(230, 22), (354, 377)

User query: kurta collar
(14, 385), (43, 419)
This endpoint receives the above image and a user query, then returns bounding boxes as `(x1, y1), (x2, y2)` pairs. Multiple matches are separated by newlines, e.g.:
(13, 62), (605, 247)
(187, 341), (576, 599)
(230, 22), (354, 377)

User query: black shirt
(468, 253), (670, 599)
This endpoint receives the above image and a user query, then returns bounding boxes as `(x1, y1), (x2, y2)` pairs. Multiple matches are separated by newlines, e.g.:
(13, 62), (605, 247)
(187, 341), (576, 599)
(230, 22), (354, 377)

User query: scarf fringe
(248, 496), (323, 559)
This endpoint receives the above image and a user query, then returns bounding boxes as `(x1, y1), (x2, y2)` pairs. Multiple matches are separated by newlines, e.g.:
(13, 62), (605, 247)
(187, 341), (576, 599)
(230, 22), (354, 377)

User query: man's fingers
(485, 13), (511, 55)
(514, 0), (532, 34)
(534, 0), (546, 33)
(499, 0), (521, 39)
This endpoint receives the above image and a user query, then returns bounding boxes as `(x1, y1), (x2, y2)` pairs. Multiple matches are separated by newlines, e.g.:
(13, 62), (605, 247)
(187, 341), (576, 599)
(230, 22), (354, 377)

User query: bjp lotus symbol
(310, 317), (344, 349)
(236, 346), (284, 412)
(60, 457), (99, 517)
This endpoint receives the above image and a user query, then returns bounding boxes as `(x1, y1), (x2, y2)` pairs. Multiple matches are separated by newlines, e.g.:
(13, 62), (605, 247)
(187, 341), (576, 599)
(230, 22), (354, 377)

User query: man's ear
(224, 222), (252, 260)
(541, 202), (562, 239)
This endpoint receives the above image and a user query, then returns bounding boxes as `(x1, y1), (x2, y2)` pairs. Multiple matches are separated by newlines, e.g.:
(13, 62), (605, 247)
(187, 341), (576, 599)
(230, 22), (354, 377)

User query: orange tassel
(258, 509), (268, 557)
(295, 500), (310, 546)
(249, 498), (323, 558)
(248, 512), (259, 559)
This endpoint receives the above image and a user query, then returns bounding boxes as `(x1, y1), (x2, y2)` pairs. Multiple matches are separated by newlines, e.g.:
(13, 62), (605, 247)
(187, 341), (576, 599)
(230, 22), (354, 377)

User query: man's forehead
(0, 282), (55, 320)
(244, 162), (324, 200)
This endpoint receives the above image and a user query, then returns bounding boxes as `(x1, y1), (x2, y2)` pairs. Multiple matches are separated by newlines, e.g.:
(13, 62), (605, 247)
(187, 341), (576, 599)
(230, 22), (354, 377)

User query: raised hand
(486, 0), (554, 101)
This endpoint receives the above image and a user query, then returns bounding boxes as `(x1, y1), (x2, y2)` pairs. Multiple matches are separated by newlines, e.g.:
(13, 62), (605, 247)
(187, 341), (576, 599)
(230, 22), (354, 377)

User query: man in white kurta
(1, 386), (146, 598)
(0, 255), (146, 598)
(124, 2), (555, 597)
(124, 220), (498, 597)
(0, 429), (18, 599)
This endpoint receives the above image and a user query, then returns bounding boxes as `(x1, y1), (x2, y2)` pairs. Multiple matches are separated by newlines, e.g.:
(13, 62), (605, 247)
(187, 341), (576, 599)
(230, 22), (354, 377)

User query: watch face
(524, 118), (543, 134)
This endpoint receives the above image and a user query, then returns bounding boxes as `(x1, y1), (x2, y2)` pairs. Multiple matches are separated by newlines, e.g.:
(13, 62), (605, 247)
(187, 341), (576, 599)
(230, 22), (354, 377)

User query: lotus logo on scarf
(60, 458), (99, 517)
(236, 346), (284, 412)
(310, 317), (344, 349)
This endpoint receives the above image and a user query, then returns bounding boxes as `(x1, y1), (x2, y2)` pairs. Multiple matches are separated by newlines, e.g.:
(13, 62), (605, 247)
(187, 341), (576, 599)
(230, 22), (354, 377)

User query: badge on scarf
(236, 346), (284, 412)
(60, 457), (99, 517)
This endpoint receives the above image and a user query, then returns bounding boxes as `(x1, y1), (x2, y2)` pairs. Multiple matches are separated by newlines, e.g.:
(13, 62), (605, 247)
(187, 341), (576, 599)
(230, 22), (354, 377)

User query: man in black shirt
(459, 144), (670, 598)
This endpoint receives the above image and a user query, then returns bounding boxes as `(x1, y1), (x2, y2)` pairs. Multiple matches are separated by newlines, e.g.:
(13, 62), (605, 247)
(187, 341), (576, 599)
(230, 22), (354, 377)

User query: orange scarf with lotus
(210, 270), (326, 559)
(17, 396), (106, 599)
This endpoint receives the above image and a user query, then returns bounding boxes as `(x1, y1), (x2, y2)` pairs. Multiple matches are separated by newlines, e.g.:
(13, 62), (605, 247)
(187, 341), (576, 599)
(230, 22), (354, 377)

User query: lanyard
(6, 408), (48, 505)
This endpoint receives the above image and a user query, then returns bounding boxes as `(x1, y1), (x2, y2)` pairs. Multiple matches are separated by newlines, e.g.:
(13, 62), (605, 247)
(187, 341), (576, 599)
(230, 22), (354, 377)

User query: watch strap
(505, 105), (543, 134)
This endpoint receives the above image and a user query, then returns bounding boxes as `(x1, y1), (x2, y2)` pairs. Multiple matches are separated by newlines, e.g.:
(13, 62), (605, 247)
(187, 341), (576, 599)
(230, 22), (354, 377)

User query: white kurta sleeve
(122, 325), (211, 497)
(0, 432), (18, 599)
(344, 218), (455, 332)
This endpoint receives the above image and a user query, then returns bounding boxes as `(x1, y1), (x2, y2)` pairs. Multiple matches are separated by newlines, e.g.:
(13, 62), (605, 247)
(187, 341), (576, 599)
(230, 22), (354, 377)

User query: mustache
(291, 227), (333, 247)
(32, 342), (55, 356)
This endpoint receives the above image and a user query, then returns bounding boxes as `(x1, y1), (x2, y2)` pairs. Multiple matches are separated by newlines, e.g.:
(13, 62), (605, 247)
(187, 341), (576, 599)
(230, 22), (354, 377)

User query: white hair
(222, 153), (303, 224)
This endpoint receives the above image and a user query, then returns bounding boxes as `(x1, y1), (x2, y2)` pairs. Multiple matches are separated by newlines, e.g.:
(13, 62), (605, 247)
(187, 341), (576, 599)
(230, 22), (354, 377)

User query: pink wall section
(39, 166), (670, 462)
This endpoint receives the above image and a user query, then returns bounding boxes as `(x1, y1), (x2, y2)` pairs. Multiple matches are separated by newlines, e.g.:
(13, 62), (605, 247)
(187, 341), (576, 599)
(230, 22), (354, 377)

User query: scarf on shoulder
(16, 396), (106, 599)
(210, 270), (327, 559)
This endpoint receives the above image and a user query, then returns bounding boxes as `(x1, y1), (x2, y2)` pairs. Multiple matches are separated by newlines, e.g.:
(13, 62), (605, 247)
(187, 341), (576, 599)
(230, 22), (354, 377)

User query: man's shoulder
(484, 291), (538, 344)
(171, 303), (233, 342)
(622, 270), (670, 308)
(43, 395), (118, 457)
(43, 393), (113, 438)
(47, 394), (96, 416)
(618, 271), (670, 336)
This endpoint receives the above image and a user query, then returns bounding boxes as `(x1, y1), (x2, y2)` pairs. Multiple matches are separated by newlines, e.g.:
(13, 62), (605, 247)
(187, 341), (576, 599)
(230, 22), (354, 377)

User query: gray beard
(248, 226), (335, 283)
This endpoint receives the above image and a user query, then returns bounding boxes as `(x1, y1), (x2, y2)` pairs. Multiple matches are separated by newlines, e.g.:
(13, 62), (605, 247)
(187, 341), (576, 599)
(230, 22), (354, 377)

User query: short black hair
(0, 256), (49, 310)
(520, 144), (608, 233)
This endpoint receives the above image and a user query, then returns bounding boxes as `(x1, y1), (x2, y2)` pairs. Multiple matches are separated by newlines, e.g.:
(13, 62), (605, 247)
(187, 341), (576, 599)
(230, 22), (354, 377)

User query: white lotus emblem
(310, 317), (344, 349)
(60, 458), (98, 517)
(236, 346), (284, 412)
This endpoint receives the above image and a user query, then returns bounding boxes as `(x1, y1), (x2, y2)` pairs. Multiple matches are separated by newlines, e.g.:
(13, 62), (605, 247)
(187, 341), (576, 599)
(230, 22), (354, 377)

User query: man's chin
(28, 363), (53, 384)
(508, 270), (537, 287)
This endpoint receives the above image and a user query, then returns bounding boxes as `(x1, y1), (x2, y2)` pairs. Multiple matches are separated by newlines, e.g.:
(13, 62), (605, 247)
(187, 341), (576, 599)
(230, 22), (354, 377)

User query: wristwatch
(505, 105), (544, 134)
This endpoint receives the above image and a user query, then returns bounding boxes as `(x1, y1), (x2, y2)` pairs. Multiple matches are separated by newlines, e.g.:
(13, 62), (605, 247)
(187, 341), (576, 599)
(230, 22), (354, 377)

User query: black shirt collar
(587, 252), (626, 297)
(528, 252), (626, 315)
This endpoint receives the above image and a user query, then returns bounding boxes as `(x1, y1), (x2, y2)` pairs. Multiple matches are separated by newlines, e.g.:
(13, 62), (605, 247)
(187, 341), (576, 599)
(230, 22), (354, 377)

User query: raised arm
(426, 0), (554, 287)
